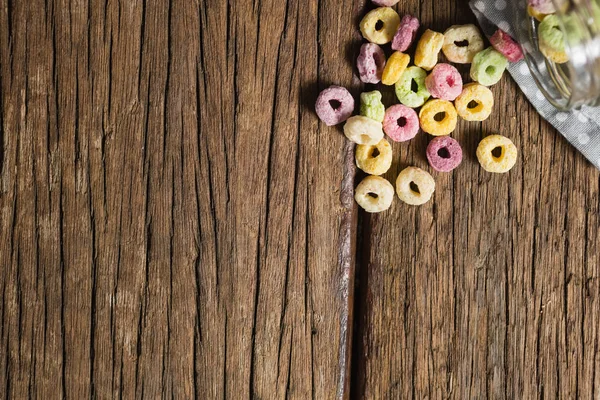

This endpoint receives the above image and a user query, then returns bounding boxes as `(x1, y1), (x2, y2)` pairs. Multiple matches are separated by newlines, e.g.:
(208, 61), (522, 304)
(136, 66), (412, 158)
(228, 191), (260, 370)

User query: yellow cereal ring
(414, 29), (444, 71)
(344, 116), (384, 145)
(355, 139), (393, 175)
(454, 83), (494, 121)
(527, 5), (549, 22)
(442, 24), (484, 64)
(476, 134), (518, 173)
(355, 175), (395, 213)
(418, 99), (457, 136)
(382, 52), (410, 86)
(360, 7), (401, 45)
(395, 166), (435, 205)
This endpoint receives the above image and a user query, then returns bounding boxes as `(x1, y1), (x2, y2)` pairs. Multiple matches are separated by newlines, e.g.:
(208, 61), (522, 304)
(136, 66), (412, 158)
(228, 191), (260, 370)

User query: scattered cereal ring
(528, 0), (555, 15)
(418, 99), (457, 136)
(344, 116), (384, 145)
(426, 136), (463, 172)
(424, 63), (463, 101)
(372, 0), (399, 5)
(383, 104), (420, 142)
(442, 24), (484, 64)
(476, 134), (518, 173)
(470, 47), (508, 86)
(357, 43), (386, 84)
(355, 175), (395, 213)
(490, 29), (524, 62)
(392, 15), (420, 52)
(355, 139), (393, 175)
(454, 83), (494, 121)
(360, 91), (385, 123)
(539, 15), (569, 64)
(395, 167), (435, 205)
(415, 29), (445, 71)
(395, 66), (430, 108)
(315, 86), (355, 126)
(382, 51), (410, 85)
(360, 7), (401, 45)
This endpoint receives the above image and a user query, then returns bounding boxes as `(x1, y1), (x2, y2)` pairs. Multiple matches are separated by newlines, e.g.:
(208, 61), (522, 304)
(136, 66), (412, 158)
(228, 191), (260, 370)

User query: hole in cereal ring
(434, 112), (446, 122)
(371, 147), (381, 158)
(367, 192), (379, 199)
(467, 100), (480, 109)
(360, 134), (371, 143)
(411, 79), (419, 92)
(375, 20), (384, 30)
(329, 99), (342, 110)
(446, 76), (455, 86)
(485, 65), (496, 75)
(437, 147), (451, 159)
(454, 39), (469, 47)
(491, 146), (503, 158)
(409, 181), (420, 194)
(397, 117), (407, 127)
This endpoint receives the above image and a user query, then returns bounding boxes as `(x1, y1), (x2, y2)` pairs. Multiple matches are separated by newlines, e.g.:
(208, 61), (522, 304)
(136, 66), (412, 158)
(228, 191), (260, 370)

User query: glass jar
(514, 0), (600, 110)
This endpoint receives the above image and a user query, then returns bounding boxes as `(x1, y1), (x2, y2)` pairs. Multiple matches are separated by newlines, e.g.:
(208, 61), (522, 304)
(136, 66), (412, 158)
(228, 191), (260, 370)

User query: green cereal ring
(539, 15), (569, 63)
(395, 66), (431, 108)
(470, 47), (508, 86)
(360, 91), (385, 122)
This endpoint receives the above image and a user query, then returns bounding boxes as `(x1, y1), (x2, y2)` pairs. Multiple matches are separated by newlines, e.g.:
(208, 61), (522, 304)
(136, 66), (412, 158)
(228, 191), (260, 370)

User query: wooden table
(1, 0), (599, 398)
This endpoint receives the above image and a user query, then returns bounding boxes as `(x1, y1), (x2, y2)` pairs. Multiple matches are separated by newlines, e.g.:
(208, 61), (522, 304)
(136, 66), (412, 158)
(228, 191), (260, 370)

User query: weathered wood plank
(1, 0), (357, 398)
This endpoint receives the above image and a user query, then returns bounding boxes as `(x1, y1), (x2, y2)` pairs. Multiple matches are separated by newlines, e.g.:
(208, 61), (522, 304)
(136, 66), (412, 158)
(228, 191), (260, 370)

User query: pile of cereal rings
(315, 0), (525, 213)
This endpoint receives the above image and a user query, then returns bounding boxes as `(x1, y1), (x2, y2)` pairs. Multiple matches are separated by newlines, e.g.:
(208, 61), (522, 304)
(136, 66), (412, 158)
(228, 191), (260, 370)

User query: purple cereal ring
(490, 29), (524, 63)
(357, 43), (386, 84)
(315, 86), (355, 126)
(426, 136), (463, 172)
(392, 15), (420, 52)
(372, 0), (399, 5)
(383, 104), (419, 142)
(424, 63), (463, 101)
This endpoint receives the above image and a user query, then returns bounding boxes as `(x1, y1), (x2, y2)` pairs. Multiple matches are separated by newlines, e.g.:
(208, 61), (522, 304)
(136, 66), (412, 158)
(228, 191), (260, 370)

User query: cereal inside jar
(514, 0), (600, 109)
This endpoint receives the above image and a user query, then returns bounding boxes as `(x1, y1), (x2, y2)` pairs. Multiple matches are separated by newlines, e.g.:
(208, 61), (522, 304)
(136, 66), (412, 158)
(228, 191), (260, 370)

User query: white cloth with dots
(471, 1), (600, 169)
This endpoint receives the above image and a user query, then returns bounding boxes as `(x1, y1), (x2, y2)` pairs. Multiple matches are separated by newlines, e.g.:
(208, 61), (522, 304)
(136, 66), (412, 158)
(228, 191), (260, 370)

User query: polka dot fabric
(470, 0), (600, 170)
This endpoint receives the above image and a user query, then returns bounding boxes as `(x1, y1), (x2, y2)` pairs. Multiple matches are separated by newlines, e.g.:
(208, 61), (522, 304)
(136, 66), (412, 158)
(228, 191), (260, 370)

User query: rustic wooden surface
(0, 0), (599, 399)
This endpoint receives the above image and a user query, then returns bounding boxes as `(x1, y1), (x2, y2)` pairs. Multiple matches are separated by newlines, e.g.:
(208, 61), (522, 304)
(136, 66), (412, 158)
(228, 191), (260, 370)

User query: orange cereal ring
(382, 51), (410, 86)
(418, 99), (457, 136)
(414, 29), (444, 71)
(360, 7), (401, 45)
(454, 83), (494, 121)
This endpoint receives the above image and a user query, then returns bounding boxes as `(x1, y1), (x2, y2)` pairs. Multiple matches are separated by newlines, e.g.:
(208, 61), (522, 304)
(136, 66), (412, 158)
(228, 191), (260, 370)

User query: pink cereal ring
(528, 0), (555, 14)
(490, 29), (524, 62)
(315, 86), (355, 126)
(357, 43), (386, 84)
(392, 15), (420, 52)
(426, 136), (463, 172)
(383, 104), (419, 142)
(372, 0), (400, 5)
(424, 63), (463, 101)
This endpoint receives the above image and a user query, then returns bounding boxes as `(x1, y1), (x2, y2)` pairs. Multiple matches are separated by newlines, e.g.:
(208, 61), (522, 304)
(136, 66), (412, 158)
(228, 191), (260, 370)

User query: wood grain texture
(0, 0), (357, 398)
(1, 0), (599, 399)
(352, 1), (600, 399)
